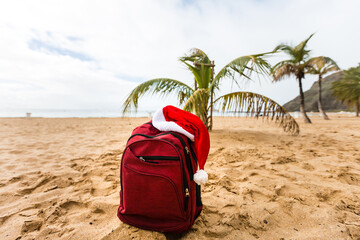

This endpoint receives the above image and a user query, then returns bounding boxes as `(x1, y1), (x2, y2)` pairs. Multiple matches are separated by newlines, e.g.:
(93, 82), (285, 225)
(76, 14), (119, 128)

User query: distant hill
(283, 72), (349, 112)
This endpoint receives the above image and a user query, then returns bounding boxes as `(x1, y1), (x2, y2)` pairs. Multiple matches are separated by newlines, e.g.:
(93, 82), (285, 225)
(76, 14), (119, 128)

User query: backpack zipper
(168, 134), (194, 181)
(187, 138), (202, 207)
(139, 157), (158, 164)
(138, 156), (180, 161)
(187, 138), (198, 166)
(127, 132), (172, 142)
(185, 146), (190, 154)
(126, 133), (191, 212)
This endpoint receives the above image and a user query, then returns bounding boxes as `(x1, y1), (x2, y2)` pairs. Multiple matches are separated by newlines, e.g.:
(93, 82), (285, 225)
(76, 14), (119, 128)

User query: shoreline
(0, 111), (357, 119)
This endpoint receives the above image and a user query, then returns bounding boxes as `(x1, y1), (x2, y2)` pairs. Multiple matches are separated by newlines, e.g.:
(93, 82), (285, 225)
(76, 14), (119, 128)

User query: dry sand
(0, 116), (359, 240)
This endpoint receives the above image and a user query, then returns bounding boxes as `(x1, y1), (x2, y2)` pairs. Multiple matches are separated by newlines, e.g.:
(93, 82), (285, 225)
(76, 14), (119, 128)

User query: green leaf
(307, 56), (340, 75)
(272, 34), (315, 81)
(213, 91), (300, 135)
(183, 88), (209, 124)
(180, 49), (212, 89)
(210, 53), (271, 93)
(331, 66), (360, 106)
(121, 78), (194, 114)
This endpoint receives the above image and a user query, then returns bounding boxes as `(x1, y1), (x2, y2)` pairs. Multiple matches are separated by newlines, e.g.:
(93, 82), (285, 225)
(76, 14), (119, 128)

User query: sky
(0, 0), (359, 115)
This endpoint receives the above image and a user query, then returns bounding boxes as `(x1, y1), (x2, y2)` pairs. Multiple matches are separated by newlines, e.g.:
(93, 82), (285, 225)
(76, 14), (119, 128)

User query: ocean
(0, 108), (353, 118)
(0, 109), (152, 118)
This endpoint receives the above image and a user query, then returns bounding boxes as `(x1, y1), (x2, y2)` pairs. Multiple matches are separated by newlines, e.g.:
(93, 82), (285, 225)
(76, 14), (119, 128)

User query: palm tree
(271, 34), (314, 123)
(307, 56), (340, 119)
(331, 66), (360, 117)
(122, 48), (300, 135)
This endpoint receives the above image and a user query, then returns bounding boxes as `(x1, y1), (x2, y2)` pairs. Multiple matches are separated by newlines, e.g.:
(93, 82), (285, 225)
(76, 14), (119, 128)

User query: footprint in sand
(271, 155), (297, 165)
(17, 174), (55, 195)
(315, 189), (341, 202)
(337, 172), (360, 186)
(20, 218), (43, 234)
(218, 175), (237, 194)
(302, 163), (315, 171)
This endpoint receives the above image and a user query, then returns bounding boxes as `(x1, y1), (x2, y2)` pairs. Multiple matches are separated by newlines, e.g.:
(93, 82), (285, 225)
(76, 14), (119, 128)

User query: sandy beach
(0, 116), (359, 239)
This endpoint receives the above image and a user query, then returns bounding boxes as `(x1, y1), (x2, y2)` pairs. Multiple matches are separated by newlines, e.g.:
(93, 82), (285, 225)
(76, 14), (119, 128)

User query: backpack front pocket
(137, 156), (180, 164)
(121, 165), (185, 227)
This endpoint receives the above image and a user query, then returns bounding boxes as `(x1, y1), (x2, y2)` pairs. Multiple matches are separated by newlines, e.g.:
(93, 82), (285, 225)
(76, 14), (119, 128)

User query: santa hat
(152, 105), (210, 185)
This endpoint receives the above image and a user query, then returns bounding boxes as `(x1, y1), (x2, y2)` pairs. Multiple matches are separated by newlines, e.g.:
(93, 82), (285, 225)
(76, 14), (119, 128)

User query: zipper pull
(185, 188), (189, 197)
(185, 146), (190, 154)
(139, 157), (145, 161)
(184, 188), (189, 212)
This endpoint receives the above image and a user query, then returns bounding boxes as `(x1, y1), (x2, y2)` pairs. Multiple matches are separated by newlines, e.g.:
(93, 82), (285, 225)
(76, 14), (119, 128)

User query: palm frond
(295, 33), (314, 51)
(273, 44), (295, 55)
(271, 35), (317, 81)
(324, 65), (340, 73)
(210, 53), (271, 93)
(122, 78), (193, 114)
(274, 34), (314, 64)
(183, 89), (209, 123)
(180, 61), (204, 87)
(271, 59), (294, 70)
(214, 91), (300, 135)
(271, 62), (297, 82)
(331, 67), (360, 106)
(179, 48), (210, 64)
(307, 56), (340, 75)
(293, 33), (314, 61)
(179, 48), (213, 89)
(198, 63), (212, 88)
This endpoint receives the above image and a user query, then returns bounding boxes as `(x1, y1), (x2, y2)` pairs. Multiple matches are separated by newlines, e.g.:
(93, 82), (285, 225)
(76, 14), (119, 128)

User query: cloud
(0, 0), (359, 114)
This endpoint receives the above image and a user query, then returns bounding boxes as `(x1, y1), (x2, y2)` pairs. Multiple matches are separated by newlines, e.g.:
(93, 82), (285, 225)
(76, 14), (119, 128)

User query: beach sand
(0, 116), (359, 239)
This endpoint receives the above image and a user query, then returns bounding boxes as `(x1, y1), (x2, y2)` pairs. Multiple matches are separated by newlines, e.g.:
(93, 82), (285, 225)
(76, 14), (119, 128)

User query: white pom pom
(194, 169), (208, 185)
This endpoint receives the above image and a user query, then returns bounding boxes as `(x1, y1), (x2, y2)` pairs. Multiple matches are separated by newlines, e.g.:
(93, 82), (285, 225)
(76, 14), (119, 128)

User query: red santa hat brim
(153, 107), (195, 141)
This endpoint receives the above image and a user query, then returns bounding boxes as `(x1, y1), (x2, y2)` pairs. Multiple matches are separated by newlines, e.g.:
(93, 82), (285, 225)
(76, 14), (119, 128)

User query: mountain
(283, 72), (349, 112)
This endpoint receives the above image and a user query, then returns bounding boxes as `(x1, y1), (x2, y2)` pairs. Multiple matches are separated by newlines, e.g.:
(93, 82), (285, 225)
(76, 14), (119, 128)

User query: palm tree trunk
(202, 99), (209, 128)
(203, 111), (208, 128)
(356, 100), (359, 117)
(298, 77), (312, 123)
(317, 75), (329, 120)
(209, 92), (213, 130)
(208, 61), (215, 131)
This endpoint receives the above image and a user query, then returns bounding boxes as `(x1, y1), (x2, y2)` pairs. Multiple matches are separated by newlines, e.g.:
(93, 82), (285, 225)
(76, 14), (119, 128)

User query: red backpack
(117, 121), (203, 233)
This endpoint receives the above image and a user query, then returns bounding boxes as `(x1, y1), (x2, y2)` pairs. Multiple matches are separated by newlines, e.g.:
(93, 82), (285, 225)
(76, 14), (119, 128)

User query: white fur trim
(193, 169), (208, 185)
(152, 107), (195, 141)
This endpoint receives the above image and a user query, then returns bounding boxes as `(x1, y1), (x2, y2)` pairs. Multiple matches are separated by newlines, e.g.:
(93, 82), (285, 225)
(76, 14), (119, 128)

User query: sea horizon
(0, 108), (355, 118)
